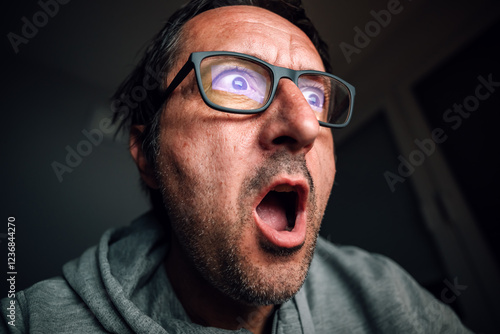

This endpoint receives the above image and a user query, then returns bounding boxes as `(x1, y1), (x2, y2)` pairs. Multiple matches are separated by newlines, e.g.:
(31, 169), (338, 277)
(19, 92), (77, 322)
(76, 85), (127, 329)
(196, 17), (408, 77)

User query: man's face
(155, 6), (335, 305)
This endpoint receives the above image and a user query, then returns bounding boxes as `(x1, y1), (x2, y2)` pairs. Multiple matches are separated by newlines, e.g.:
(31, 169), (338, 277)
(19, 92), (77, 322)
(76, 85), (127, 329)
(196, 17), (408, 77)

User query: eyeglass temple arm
(161, 59), (195, 101)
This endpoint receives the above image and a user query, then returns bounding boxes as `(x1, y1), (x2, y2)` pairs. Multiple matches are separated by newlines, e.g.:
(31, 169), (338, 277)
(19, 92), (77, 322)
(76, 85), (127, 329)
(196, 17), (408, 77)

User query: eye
(301, 87), (325, 112)
(230, 76), (248, 90)
(211, 67), (267, 104)
(298, 76), (326, 112)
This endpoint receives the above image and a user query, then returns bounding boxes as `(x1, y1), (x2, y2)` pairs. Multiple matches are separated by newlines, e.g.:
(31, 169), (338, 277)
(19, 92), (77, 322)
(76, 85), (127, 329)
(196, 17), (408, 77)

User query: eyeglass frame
(161, 51), (356, 128)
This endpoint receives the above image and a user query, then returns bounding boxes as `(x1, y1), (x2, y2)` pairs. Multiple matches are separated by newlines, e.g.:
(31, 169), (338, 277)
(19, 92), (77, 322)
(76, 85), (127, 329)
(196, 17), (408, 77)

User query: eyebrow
(234, 50), (324, 72)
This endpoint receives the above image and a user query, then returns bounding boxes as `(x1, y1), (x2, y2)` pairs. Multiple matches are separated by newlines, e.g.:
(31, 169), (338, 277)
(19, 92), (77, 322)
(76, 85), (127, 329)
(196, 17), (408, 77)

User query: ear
(129, 125), (159, 189)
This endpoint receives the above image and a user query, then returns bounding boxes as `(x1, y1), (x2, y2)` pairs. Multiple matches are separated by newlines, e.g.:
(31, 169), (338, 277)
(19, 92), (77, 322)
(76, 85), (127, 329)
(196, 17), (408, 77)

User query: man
(1, 0), (471, 333)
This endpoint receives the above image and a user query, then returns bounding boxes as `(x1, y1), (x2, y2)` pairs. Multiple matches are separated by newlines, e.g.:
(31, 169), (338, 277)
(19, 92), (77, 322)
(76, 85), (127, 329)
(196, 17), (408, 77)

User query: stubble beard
(157, 150), (323, 306)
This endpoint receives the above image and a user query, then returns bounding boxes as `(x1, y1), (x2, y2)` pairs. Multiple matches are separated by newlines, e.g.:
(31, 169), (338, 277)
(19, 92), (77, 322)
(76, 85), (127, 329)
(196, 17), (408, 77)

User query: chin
(218, 228), (318, 306)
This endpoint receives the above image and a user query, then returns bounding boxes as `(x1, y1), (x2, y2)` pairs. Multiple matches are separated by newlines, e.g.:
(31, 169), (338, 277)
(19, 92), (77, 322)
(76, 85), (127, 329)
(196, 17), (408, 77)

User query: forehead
(179, 6), (324, 71)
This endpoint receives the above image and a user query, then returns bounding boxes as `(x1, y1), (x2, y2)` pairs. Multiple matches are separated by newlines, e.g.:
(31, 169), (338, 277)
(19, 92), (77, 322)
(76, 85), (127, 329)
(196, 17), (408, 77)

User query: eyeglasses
(162, 51), (355, 128)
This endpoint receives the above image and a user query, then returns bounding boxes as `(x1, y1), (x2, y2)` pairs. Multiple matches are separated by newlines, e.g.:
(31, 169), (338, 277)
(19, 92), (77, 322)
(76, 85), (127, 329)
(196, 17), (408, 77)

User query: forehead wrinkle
(230, 20), (319, 70)
(231, 16), (303, 39)
(222, 27), (321, 72)
(269, 35), (322, 72)
(181, 6), (323, 71)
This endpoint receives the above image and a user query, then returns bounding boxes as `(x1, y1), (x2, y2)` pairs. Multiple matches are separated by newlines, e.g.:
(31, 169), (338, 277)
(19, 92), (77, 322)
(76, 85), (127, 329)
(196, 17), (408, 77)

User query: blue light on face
(301, 88), (324, 112)
(211, 65), (267, 104)
(298, 76), (325, 113)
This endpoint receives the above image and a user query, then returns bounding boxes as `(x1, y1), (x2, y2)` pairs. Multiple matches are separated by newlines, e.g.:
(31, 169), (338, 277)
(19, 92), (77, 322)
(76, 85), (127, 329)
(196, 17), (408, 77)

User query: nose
(258, 79), (320, 154)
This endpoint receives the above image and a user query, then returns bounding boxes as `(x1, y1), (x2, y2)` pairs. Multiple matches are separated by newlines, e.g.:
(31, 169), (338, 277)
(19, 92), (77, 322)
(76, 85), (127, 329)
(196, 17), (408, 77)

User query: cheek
(157, 111), (255, 206)
(309, 131), (336, 205)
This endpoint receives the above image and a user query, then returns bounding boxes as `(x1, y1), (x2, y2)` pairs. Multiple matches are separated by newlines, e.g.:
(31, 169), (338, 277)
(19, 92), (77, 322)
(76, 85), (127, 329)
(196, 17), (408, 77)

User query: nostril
(273, 136), (297, 146)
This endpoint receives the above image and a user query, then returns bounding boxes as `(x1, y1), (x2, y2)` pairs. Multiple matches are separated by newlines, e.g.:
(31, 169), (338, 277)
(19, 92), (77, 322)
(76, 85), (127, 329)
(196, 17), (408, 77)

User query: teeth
(273, 184), (295, 192)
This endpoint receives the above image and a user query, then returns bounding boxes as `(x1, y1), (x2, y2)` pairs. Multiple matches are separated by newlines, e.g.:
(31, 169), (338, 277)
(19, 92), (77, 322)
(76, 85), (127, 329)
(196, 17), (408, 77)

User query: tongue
(256, 191), (289, 231)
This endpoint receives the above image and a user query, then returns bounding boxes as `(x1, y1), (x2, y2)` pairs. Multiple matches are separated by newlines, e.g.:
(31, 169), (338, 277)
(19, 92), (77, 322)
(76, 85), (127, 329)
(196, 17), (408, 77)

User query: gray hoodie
(1, 212), (472, 333)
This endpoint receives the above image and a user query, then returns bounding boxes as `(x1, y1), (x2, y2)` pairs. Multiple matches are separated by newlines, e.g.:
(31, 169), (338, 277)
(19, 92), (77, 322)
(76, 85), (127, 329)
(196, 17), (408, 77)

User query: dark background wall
(2, 0), (499, 332)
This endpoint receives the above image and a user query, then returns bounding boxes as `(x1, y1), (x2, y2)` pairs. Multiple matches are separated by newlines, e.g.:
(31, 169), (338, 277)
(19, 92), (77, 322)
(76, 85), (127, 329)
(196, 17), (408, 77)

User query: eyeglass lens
(199, 56), (350, 126)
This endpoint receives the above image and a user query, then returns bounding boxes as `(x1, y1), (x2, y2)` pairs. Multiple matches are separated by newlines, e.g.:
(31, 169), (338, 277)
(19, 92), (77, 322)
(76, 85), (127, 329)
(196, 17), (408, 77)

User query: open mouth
(252, 180), (308, 249)
(256, 184), (297, 232)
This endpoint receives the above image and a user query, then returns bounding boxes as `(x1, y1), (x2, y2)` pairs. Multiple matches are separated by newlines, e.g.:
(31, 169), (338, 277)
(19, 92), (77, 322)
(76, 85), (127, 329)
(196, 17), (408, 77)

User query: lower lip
(253, 209), (307, 249)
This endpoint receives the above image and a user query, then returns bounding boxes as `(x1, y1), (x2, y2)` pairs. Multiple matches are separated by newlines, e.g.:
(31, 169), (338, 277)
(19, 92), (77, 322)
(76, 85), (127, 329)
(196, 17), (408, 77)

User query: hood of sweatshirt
(62, 212), (314, 334)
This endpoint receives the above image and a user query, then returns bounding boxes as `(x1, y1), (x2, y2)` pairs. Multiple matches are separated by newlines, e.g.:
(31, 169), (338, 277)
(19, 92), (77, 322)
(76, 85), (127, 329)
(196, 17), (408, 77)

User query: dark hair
(111, 0), (331, 211)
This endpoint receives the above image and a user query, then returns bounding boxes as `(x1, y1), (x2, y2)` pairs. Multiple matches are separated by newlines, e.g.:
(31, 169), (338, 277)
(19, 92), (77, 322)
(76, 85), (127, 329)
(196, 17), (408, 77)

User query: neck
(165, 234), (275, 334)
